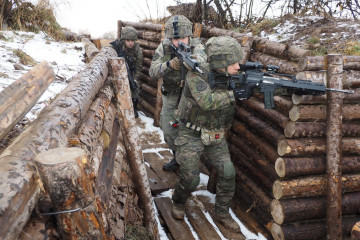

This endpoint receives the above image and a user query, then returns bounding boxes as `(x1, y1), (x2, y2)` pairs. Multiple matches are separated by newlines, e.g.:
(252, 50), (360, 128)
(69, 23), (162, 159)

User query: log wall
(120, 20), (360, 240)
(0, 46), (149, 239)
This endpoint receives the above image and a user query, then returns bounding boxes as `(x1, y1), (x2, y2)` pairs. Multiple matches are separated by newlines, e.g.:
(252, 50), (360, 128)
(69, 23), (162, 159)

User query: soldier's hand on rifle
(168, 57), (181, 70)
(233, 83), (258, 100)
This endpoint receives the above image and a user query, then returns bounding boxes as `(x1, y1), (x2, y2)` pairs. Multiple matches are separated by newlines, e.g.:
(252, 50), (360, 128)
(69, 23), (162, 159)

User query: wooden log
(142, 49), (155, 58)
(253, 37), (311, 62)
(154, 78), (163, 127)
(140, 91), (156, 105)
(233, 164), (272, 218)
(235, 106), (284, 145)
(82, 38), (100, 62)
(0, 46), (116, 240)
(270, 191), (360, 225)
(229, 132), (277, 180)
(77, 84), (113, 159)
(96, 118), (120, 208)
(137, 30), (161, 42)
(299, 55), (360, 71)
(278, 137), (360, 157)
(142, 56), (153, 67)
(296, 70), (360, 88)
(249, 52), (299, 75)
(139, 97), (156, 115)
(109, 57), (158, 237)
(0, 61), (55, 141)
(271, 216), (357, 240)
(273, 173), (360, 199)
(230, 144), (273, 192)
(289, 104), (360, 121)
(275, 155), (360, 178)
(351, 222), (360, 240)
(34, 147), (109, 239)
(139, 72), (157, 88)
(117, 20), (123, 39)
(201, 25), (254, 47)
(239, 97), (289, 129)
(231, 121), (279, 163)
(326, 54), (344, 239)
(122, 21), (163, 32)
(137, 39), (159, 50)
(139, 81), (157, 97)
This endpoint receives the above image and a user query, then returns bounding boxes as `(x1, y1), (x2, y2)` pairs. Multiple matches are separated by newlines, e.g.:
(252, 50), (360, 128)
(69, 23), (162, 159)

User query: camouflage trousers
(131, 79), (140, 99)
(160, 94), (179, 150)
(172, 125), (236, 215)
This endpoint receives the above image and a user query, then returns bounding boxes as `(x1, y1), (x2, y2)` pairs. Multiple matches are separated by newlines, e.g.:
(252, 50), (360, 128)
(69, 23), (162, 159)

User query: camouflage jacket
(149, 37), (206, 94)
(110, 39), (143, 80)
(175, 63), (236, 130)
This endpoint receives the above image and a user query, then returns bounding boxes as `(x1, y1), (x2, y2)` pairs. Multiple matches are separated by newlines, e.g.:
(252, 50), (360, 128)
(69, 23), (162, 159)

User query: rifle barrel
(326, 88), (354, 94)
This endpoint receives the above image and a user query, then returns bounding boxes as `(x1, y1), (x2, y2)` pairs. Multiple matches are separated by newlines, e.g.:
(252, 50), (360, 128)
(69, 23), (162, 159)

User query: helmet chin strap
(225, 66), (229, 77)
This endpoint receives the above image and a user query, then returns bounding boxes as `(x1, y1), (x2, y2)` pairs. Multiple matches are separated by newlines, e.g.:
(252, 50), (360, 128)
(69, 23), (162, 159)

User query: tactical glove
(233, 83), (258, 100)
(168, 57), (181, 70)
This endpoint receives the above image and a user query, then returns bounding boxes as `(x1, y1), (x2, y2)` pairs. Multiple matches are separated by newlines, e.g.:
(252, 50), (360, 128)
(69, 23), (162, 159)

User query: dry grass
(13, 49), (37, 66)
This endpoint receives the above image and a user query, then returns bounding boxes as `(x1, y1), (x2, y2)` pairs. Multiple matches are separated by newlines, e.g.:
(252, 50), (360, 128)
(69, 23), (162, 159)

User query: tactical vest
(161, 37), (203, 93)
(176, 64), (235, 130)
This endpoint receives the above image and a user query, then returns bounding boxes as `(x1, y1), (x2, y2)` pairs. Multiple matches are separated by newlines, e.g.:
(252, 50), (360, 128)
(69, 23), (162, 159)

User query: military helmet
(164, 15), (192, 39)
(121, 26), (137, 40)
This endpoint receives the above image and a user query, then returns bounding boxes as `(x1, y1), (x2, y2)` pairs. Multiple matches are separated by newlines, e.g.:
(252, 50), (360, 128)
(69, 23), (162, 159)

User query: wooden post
(326, 54), (344, 240)
(153, 78), (163, 127)
(108, 57), (159, 239)
(34, 147), (110, 239)
(193, 23), (203, 38)
(117, 20), (123, 39)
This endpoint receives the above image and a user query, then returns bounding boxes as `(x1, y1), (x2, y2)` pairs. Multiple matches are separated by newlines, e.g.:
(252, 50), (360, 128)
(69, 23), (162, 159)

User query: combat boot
(132, 98), (139, 118)
(214, 213), (240, 233)
(171, 202), (185, 220)
(162, 157), (179, 171)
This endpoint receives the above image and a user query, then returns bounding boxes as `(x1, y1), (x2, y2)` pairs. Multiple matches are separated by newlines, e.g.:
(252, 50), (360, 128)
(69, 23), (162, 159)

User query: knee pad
(188, 175), (200, 192)
(223, 161), (235, 180)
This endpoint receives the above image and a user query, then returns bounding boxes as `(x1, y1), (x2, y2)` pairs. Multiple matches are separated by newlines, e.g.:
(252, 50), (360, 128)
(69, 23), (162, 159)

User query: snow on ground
(0, 30), (86, 121)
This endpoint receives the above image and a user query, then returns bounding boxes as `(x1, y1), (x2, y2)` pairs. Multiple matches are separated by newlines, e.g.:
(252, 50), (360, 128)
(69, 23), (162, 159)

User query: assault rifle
(171, 41), (204, 79)
(209, 61), (354, 109)
(110, 41), (138, 91)
(172, 41), (204, 105)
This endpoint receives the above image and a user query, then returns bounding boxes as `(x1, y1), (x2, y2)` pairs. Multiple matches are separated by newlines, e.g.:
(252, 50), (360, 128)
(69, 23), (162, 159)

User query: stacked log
(120, 21), (163, 126)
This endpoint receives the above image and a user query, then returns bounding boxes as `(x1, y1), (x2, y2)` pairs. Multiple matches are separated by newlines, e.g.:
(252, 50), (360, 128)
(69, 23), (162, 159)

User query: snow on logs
(0, 61), (55, 141)
(0, 47), (118, 240)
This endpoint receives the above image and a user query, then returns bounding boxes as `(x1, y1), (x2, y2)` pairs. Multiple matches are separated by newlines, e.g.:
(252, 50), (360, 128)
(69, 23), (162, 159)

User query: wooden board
(197, 195), (246, 240)
(143, 152), (177, 193)
(185, 197), (221, 240)
(154, 197), (195, 240)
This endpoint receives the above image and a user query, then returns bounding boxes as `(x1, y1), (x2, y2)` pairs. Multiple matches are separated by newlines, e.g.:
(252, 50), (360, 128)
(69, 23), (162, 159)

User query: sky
(51, 0), (194, 38)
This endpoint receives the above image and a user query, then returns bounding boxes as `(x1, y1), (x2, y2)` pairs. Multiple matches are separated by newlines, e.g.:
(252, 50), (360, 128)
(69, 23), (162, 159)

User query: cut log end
(271, 223), (285, 240)
(273, 180), (283, 200)
(284, 121), (296, 138)
(291, 94), (303, 105)
(289, 106), (300, 122)
(277, 139), (289, 157)
(275, 158), (286, 178)
(270, 199), (284, 225)
(35, 147), (86, 165)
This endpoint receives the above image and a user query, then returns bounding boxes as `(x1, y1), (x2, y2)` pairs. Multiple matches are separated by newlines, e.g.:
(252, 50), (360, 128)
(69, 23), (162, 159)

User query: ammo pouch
(200, 128), (224, 146)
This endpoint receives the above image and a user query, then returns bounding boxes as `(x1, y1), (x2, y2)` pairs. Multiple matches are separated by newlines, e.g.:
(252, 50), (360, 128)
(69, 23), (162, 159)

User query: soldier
(110, 26), (143, 118)
(149, 15), (206, 171)
(171, 36), (250, 232)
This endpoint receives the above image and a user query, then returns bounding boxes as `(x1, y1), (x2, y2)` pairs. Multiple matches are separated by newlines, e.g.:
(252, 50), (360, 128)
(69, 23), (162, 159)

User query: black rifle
(110, 41), (138, 91)
(171, 41), (204, 104)
(209, 61), (354, 109)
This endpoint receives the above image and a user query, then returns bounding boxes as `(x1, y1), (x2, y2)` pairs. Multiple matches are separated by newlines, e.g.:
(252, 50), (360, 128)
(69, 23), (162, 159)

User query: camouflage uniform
(110, 26), (142, 117)
(171, 36), (243, 231)
(149, 15), (206, 153)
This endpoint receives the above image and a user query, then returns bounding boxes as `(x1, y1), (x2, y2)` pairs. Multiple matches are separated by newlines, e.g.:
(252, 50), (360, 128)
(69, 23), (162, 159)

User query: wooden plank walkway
(137, 117), (265, 240)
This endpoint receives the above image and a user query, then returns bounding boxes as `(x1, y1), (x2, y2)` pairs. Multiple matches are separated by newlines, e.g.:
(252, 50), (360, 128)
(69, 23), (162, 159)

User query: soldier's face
(218, 62), (240, 75)
(171, 37), (189, 47)
(125, 40), (135, 49)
